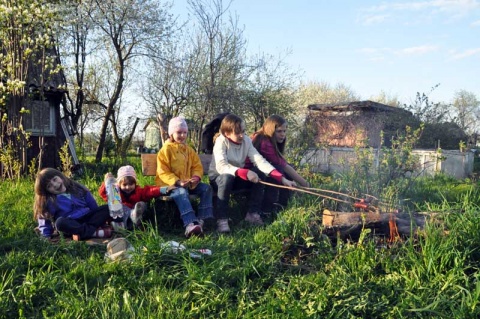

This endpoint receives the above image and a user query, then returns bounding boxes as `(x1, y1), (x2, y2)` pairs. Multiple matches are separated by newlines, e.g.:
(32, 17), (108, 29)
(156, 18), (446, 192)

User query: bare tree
(187, 0), (247, 150)
(242, 52), (299, 130)
(142, 35), (200, 144)
(58, 1), (96, 131)
(143, 0), (302, 151)
(86, 0), (174, 162)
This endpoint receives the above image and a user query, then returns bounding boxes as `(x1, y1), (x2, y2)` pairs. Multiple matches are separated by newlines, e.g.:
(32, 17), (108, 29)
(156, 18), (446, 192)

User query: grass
(1, 156), (480, 318)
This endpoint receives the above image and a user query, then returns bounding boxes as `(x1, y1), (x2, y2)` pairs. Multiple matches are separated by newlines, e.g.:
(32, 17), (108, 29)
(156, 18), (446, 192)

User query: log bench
(140, 153), (250, 201)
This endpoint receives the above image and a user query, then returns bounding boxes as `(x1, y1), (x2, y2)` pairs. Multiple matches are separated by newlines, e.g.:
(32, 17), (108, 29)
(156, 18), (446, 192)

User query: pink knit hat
(168, 116), (188, 136)
(117, 165), (137, 182)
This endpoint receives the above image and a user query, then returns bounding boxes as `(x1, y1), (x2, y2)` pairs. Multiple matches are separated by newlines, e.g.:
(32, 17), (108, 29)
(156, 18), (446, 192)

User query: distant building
(143, 119), (161, 153)
(307, 100), (418, 148)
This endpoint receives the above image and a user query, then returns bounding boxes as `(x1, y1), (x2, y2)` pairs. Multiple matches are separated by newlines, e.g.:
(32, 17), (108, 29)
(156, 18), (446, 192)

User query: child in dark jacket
(34, 168), (111, 240)
(98, 165), (175, 229)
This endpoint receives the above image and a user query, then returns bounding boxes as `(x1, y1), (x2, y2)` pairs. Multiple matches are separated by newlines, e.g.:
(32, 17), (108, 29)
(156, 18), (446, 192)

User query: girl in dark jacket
(34, 168), (111, 240)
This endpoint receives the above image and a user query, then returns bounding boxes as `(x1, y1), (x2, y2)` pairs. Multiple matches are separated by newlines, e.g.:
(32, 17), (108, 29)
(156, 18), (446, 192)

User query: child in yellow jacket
(156, 116), (214, 237)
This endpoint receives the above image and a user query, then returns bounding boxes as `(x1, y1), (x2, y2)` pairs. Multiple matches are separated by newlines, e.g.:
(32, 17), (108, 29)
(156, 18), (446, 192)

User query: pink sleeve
(269, 169), (283, 183)
(236, 168), (249, 181)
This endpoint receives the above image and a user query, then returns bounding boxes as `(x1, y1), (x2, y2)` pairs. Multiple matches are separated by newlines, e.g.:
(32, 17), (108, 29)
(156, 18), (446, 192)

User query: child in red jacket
(99, 165), (175, 229)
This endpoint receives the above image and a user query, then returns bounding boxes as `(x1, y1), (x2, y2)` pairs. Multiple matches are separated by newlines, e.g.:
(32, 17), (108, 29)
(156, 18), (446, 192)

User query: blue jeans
(210, 167), (266, 219)
(169, 182), (213, 226)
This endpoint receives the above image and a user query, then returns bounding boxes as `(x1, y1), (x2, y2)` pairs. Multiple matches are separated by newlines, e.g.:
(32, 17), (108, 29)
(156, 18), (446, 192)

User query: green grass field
(1, 158), (480, 318)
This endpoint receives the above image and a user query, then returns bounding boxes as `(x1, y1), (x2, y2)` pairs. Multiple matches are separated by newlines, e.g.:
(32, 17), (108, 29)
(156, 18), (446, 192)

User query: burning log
(322, 209), (433, 242)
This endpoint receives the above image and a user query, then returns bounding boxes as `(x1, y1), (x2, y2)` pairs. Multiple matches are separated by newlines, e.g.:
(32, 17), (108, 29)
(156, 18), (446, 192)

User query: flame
(388, 214), (401, 243)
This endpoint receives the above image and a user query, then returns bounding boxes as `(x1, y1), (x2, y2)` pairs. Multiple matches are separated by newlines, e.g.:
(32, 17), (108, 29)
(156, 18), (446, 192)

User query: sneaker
(198, 219), (205, 228)
(185, 223), (203, 238)
(111, 221), (125, 231)
(131, 201), (146, 226)
(244, 212), (264, 225)
(92, 226), (113, 238)
(216, 219), (230, 233)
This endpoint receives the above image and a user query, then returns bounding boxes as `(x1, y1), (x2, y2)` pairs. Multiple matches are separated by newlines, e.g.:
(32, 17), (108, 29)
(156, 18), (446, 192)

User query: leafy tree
(402, 84), (449, 124)
(369, 90), (400, 107)
(241, 52), (299, 131)
(451, 89), (479, 135)
(0, 0), (61, 177)
(293, 80), (360, 116)
(402, 86), (471, 150)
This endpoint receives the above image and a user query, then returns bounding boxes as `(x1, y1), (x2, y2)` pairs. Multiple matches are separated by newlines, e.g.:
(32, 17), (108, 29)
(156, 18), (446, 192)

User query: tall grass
(1, 158), (480, 318)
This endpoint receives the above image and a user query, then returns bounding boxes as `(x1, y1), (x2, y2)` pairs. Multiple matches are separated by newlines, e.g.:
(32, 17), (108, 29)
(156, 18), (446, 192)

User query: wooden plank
(141, 153), (157, 176)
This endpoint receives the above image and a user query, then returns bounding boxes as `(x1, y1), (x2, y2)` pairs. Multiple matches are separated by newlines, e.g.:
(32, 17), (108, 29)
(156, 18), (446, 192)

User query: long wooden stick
(259, 180), (390, 211)
(296, 186), (361, 201)
(259, 180), (352, 204)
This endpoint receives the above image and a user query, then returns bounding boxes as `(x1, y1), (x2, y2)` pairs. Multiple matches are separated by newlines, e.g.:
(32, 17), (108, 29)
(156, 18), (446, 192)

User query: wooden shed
(307, 100), (418, 148)
(0, 49), (73, 176)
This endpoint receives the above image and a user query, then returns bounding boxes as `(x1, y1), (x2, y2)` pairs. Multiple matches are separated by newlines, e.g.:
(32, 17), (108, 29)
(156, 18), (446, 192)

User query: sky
(172, 0), (480, 105)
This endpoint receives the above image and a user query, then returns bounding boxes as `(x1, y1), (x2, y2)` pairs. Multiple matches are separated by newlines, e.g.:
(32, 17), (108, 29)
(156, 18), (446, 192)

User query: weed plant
(1, 156), (480, 318)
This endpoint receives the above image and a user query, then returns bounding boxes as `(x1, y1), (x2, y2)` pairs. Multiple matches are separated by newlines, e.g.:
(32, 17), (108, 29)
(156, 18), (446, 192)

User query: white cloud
(368, 0), (480, 13)
(361, 0), (480, 24)
(358, 48), (381, 54)
(472, 19), (480, 26)
(358, 45), (439, 61)
(357, 47), (388, 61)
(450, 48), (480, 59)
(361, 14), (389, 25)
(398, 45), (439, 55)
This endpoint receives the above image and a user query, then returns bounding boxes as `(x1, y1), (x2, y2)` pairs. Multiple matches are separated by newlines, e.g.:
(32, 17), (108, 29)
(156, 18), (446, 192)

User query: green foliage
(2, 162), (480, 318)
(417, 122), (468, 149)
(27, 155), (37, 181)
(331, 126), (424, 211)
(0, 144), (22, 180)
(59, 141), (73, 178)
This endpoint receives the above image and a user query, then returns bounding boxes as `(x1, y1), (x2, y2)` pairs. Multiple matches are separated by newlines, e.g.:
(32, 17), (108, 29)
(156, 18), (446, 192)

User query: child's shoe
(216, 219), (230, 233)
(185, 223), (203, 238)
(111, 221), (125, 231)
(92, 226), (113, 238)
(131, 201), (146, 226)
(244, 212), (264, 226)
